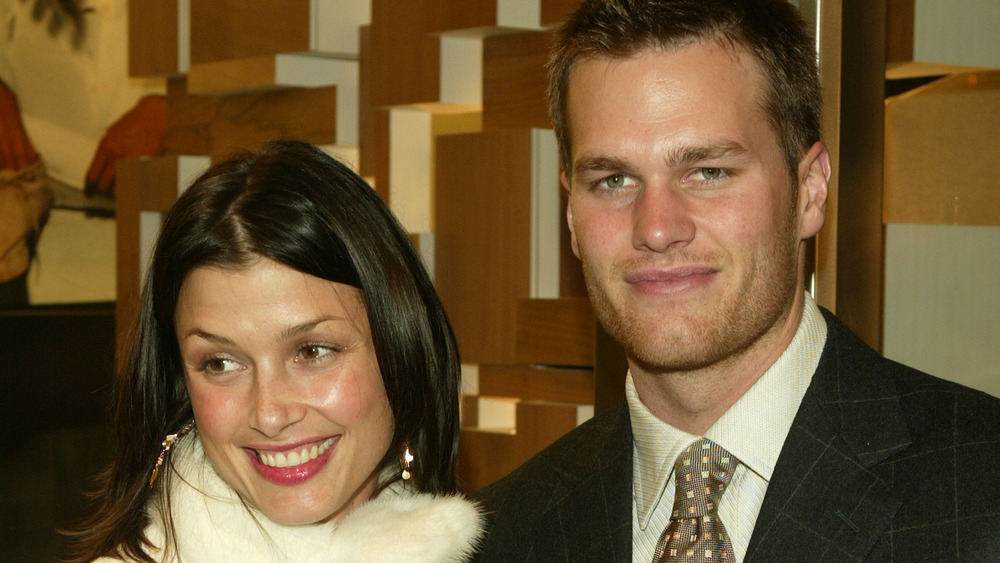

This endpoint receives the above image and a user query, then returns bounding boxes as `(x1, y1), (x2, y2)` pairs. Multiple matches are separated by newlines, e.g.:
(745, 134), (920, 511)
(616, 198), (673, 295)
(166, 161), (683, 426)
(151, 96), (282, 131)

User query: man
(475, 0), (1000, 561)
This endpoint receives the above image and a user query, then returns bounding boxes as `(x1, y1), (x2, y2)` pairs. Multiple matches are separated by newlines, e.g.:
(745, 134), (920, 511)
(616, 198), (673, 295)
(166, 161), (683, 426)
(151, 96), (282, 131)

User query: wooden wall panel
(541, 0), (582, 25)
(884, 70), (1000, 226)
(457, 428), (517, 491)
(372, 108), (390, 201)
(128, 0), (179, 77)
(515, 297), (594, 366)
(458, 401), (579, 491)
(479, 364), (594, 404)
(886, 0), (915, 62)
(165, 77), (215, 155)
(359, 25), (375, 177)
(435, 130), (533, 364)
(210, 86), (338, 158)
(189, 0), (310, 64)
(514, 401), (578, 460)
(166, 79), (338, 158)
(369, 0), (497, 107)
(115, 157), (181, 353)
(369, 23), (441, 106)
(186, 56), (279, 95)
(482, 29), (554, 130)
(560, 189), (588, 296)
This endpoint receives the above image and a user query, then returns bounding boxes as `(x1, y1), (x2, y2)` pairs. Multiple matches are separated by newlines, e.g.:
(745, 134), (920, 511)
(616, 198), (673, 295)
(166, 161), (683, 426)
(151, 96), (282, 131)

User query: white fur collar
(135, 437), (483, 562)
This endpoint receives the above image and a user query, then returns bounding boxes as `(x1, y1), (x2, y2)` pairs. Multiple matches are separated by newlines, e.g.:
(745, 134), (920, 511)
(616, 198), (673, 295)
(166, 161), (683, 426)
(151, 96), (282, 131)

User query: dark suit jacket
(474, 310), (1000, 561)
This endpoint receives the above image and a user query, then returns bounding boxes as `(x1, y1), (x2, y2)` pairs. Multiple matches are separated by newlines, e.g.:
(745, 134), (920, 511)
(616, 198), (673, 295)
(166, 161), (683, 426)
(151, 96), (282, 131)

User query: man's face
(563, 42), (827, 376)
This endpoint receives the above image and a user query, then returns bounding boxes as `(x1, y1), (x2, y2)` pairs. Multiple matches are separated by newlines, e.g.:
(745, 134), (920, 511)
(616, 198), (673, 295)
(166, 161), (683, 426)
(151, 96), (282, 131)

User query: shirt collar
(629, 293), (827, 528)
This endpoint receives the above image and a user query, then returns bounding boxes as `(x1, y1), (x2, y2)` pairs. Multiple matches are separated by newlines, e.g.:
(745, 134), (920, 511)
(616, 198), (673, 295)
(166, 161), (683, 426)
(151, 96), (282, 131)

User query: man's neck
(631, 290), (807, 435)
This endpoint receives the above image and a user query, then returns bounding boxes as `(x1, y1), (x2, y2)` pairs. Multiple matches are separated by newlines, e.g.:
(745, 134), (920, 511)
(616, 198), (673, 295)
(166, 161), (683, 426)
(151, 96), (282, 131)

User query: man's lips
(623, 266), (718, 293)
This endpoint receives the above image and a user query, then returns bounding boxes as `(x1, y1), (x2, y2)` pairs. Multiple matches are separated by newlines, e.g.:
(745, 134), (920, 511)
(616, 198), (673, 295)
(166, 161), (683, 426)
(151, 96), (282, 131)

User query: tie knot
(670, 438), (739, 520)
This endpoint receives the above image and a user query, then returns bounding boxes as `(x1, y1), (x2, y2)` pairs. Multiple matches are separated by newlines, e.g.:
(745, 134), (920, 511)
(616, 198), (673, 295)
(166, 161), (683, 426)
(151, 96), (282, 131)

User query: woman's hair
(68, 139), (462, 562)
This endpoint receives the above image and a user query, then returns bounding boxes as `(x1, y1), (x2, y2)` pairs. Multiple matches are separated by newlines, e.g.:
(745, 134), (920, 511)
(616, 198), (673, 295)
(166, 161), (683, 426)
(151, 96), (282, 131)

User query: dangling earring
(401, 444), (414, 480)
(149, 420), (195, 487)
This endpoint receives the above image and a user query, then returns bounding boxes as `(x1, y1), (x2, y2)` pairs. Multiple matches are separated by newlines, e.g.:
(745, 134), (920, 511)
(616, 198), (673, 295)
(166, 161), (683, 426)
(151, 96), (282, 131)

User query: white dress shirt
(630, 294), (828, 562)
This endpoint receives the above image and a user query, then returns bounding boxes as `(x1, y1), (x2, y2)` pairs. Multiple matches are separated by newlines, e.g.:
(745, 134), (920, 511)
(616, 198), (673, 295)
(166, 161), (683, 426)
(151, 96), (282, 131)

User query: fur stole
(98, 437), (483, 562)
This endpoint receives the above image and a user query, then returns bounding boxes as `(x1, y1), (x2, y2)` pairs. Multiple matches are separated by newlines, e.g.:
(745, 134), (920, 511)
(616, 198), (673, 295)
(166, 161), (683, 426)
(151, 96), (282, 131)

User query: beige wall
(914, 0), (1000, 67)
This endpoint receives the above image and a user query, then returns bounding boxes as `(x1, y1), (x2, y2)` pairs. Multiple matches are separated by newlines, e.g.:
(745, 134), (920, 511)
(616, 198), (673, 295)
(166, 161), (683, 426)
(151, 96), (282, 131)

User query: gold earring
(149, 420), (195, 487)
(401, 445), (414, 480)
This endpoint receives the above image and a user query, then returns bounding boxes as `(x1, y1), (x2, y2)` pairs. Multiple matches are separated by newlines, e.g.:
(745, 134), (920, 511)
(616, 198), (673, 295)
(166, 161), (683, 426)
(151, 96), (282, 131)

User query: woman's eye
(297, 344), (334, 363)
(203, 357), (242, 374)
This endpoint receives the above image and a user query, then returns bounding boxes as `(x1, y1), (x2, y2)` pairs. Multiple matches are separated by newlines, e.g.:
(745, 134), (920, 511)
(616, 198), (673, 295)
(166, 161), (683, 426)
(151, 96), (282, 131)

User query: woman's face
(174, 258), (394, 525)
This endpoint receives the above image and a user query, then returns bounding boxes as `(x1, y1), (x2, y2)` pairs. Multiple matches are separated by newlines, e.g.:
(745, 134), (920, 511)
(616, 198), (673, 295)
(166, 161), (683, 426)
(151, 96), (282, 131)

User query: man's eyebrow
(572, 156), (635, 177)
(664, 142), (748, 167)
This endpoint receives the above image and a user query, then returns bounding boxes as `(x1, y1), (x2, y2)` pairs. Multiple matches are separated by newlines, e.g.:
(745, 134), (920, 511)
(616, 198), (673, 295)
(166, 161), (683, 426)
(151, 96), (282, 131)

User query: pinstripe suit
(474, 310), (1000, 561)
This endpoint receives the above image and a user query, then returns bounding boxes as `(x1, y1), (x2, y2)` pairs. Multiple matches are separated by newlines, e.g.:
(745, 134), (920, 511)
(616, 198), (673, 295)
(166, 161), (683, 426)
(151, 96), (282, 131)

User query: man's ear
(562, 171), (581, 259)
(797, 141), (830, 240)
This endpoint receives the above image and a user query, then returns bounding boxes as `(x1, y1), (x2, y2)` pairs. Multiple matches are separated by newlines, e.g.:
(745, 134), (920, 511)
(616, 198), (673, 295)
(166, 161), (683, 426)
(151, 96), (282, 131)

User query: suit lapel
(747, 311), (910, 561)
(528, 402), (633, 562)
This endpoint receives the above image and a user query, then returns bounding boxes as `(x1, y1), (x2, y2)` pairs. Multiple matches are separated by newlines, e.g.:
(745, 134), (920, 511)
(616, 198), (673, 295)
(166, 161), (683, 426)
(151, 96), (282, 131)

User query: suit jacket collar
(746, 309), (910, 561)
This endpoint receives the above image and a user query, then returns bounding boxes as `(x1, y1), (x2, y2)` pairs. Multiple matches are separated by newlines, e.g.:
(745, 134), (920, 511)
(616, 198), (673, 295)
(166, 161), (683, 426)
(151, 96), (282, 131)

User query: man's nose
(632, 184), (695, 252)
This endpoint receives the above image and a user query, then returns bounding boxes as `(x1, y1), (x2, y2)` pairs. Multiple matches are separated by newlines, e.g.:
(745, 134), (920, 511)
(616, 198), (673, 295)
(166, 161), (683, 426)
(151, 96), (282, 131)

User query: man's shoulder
(821, 307), (1000, 433)
(472, 403), (633, 561)
(823, 308), (1000, 416)
(474, 401), (630, 509)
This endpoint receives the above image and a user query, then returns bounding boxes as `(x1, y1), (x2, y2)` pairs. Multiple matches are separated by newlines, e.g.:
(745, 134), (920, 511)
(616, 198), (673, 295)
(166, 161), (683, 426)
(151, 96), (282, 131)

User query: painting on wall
(0, 0), (164, 309)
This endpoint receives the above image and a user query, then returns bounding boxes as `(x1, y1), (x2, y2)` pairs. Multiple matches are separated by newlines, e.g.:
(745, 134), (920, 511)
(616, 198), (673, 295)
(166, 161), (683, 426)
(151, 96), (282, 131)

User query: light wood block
(387, 103), (482, 233)
(478, 364), (594, 405)
(516, 297), (595, 367)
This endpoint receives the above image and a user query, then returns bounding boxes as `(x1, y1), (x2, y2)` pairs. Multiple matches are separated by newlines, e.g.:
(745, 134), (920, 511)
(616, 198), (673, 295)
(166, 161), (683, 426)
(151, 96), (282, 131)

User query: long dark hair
(67, 140), (462, 562)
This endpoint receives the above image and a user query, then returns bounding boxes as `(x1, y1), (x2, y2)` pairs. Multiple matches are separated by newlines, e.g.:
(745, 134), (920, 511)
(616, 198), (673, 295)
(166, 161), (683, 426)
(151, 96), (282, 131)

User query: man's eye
(597, 173), (636, 190)
(693, 168), (727, 182)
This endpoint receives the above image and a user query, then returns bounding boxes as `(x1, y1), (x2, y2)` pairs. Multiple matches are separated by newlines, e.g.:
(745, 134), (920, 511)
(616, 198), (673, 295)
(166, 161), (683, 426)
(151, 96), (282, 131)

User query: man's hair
(549, 0), (821, 181)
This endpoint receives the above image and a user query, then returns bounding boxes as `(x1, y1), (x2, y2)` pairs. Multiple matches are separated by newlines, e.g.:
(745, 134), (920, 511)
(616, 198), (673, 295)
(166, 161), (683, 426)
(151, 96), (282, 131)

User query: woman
(68, 140), (482, 562)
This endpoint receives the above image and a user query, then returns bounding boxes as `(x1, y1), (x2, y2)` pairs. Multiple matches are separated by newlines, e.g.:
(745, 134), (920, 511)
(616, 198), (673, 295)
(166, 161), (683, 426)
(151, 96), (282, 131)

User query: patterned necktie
(653, 438), (740, 562)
